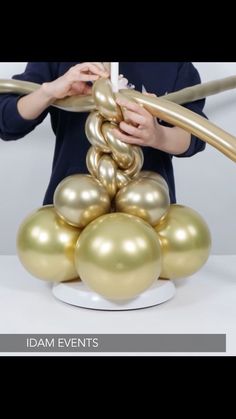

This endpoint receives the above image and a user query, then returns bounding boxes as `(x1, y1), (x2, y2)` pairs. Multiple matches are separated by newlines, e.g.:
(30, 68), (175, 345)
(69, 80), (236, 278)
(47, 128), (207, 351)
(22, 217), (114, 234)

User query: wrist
(41, 82), (57, 102)
(153, 123), (168, 151)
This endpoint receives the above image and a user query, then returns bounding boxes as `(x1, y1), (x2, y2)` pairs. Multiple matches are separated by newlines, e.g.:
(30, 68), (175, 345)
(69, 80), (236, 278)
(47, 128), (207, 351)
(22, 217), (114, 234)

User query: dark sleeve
(0, 62), (58, 141)
(172, 62), (207, 158)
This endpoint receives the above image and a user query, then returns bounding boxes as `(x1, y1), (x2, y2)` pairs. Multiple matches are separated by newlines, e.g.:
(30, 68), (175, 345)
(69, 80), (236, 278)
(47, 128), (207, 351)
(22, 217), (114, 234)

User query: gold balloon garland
(1, 74), (235, 300)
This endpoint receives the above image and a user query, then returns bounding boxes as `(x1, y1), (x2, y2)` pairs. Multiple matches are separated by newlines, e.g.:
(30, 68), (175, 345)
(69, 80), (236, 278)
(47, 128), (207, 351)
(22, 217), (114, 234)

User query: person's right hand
(41, 62), (109, 100)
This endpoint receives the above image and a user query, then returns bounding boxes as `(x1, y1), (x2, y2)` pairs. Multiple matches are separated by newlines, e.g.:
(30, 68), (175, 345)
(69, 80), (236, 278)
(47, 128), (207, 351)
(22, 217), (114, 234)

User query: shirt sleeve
(172, 62), (207, 158)
(0, 62), (57, 141)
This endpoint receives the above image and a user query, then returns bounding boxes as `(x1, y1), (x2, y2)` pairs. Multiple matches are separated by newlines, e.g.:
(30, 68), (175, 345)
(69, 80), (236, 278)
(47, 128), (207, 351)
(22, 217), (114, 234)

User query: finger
(143, 92), (157, 97)
(92, 62), (107, 71)
(119, 121), (142, 138)
(79, 74), (100, 82)
(116, 97), (150, 117)
(122, 110), (146, 125)
(74, 62), (108, 77)
(112, 128), (142, 145)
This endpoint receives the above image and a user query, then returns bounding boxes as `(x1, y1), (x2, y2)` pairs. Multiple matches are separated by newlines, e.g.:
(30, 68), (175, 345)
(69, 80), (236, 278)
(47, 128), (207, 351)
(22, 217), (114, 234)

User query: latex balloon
(92, 78), (122, 123)
(118, 89), (236, 163)
(116, 170), (131, 189)
(138, 171), (169, 191)
(17, 206), (81, 282)
(124, 146), (144, 178)
(97, 155), (117, 199)
(116, 177), (170, 226)
(102, 121), (135, 169)
(85, 111), (110, 153)
(155, 204), (211, 279)
(2, 78), (236, 162)
(86, 146), (104, 178)
(54, 174), (111, 228)
(74, 213), (162, 300)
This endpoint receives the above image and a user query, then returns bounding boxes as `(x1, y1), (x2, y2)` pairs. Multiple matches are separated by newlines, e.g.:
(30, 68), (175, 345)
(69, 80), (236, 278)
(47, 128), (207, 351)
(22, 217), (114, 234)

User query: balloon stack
(16, 77), (215, 301)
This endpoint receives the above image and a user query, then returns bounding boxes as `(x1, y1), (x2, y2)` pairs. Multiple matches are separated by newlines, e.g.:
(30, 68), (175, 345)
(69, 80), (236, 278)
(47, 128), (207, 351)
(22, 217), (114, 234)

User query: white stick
(110, 62), (119, 92)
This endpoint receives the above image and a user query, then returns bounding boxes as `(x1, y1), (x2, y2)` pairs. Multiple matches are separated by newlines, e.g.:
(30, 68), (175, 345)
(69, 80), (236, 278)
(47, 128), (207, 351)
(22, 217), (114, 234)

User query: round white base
(52, 279), (176, 311)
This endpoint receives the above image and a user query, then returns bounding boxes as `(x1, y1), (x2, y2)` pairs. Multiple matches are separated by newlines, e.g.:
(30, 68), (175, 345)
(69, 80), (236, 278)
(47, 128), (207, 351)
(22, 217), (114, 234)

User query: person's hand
(41, 62), (109, 100)
(113, 96), (165, 149)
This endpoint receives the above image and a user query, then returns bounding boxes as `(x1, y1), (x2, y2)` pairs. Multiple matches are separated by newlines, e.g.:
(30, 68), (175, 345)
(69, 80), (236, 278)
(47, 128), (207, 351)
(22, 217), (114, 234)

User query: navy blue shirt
(0, 62), (206, 204)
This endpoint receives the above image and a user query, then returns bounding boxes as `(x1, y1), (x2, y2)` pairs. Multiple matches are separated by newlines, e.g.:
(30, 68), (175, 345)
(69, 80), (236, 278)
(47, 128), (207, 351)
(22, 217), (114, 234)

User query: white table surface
(0, 255), (235, 356)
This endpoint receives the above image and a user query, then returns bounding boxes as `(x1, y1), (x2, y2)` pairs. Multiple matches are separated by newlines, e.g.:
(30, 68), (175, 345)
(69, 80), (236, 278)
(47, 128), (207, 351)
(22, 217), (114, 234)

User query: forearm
(17, 84), (55, 120)
(157, 126), (191, 155)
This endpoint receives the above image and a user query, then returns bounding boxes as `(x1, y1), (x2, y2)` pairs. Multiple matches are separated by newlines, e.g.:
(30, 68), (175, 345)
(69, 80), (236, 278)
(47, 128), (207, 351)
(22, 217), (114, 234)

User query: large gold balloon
(17, 206), (81, 282)
(138, 171), (169, 191)
(74, 213), (162, 300)
(155, 204), (211, 279)
(53, 174), (110, 228)
(115, 177), (170, 226)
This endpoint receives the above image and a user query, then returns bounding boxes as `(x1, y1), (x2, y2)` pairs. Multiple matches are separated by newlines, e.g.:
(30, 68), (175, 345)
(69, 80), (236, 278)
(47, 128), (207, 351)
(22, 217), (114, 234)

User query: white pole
(110, 62), (119, 92)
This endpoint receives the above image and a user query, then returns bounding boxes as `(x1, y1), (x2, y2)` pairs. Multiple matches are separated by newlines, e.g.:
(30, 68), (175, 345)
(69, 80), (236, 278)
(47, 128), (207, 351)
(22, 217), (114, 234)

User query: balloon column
(10, 74), (236, 301)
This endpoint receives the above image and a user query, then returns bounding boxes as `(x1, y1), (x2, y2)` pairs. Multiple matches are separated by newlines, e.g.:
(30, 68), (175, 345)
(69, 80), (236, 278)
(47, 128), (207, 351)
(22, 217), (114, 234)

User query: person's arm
(0, 62), (108, 141)
(114, 96), (191, 154)
(17, 62), (108, 120)
(113, 62), (206, 156)
(169, 62), (206, 157)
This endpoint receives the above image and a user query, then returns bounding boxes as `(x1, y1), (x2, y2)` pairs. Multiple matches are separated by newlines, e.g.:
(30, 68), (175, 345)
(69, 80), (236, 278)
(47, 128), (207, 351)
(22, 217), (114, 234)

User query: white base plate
(52, 279), (176, 311)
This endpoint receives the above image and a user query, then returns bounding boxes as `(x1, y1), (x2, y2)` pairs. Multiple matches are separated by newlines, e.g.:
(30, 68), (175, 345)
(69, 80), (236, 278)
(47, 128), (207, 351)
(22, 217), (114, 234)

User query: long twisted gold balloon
(1, 76), (236, 162)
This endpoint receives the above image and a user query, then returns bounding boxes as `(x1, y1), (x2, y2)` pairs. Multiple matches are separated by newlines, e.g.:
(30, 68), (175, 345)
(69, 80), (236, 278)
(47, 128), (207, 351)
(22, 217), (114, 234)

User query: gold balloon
(85, 111), (110, 153)
(97, 155), (118, 199)
(2, 77), (236, 162)
(138, 171), (169, 191)
(116, 177), (170, 226)
(86, 146), (103, 178)
(102, 121), (135, 169)
(155, 204), (211, 279)
(75, 213), (162, 300)
(53, 174), (111, 228)
(92, 78), (122, 123)
(124, 146), (144, 178)
(17, 206), (81, 282)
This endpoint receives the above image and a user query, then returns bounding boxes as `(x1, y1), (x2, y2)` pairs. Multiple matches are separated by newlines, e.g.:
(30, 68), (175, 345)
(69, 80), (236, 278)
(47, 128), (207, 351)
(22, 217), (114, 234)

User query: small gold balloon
(116, 177), (170, 226)
(86, 146), (103, 178)
(138, 171), (169, 191)
(102, 121), (134, 169)
(17, 206), (81, 282)
(54, 174), (111, 228)
(155, 204), (211, 279)
(75, 213), (162, 300)
(97, 155), (118, 199)
(85, 111), (111, 153)
(92, 78), (122, 123)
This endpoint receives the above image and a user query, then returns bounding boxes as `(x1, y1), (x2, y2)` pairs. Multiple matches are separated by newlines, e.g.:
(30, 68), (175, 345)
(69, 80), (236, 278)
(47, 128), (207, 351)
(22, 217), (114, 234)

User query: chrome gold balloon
(2, 77), (236, 162)
(116, 177), (170, 226)
(97, 155), (117, 199)
(74, 213), (162, 300)
(102, 121), (134, 169)
(116, 170), (131, 189)
(119, 90), (236, 163)
(86, 146), (104, 178)
(138, 171), (169, 191)
(53, 174), (111, 228)
(85, 111), (110, 153)
(155, 204), (211, 279)
(17, 206), (81, 282)
(124, 146), (144, 178)
(92, 78), (122, 123)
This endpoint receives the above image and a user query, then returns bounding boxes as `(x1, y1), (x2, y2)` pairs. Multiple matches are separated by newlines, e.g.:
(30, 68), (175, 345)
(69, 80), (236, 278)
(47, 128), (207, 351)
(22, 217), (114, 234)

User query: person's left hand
(112, 96), (165, 149)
